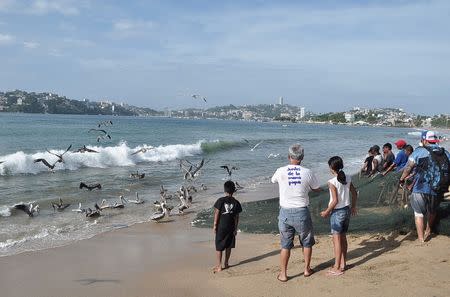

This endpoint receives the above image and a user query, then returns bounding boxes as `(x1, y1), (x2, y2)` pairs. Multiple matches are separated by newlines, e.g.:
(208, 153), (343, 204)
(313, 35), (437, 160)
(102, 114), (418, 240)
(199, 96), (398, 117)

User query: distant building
(17, 98), (23, 105)
(164, 108), (172, 117)
(344, 112), (355, 122)
(112, 105), (115, 112)
(300, 107), (305, 119)
(279, 97), (284, 105)
(242, 111), (253, 120)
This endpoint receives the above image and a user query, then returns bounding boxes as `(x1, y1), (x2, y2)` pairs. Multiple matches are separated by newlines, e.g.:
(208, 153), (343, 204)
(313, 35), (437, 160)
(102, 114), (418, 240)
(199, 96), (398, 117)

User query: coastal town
(0, 89), (448, 128)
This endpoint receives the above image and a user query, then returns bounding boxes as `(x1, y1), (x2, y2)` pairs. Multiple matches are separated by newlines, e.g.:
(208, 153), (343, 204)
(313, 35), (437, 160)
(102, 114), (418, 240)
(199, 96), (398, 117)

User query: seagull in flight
(191, 94), (207, 103)
(220, 165), (239, 180)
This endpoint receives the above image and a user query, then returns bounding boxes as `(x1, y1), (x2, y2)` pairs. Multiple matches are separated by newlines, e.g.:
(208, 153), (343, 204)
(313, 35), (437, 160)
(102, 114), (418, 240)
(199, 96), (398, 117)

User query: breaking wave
(0, 141), (206, 176)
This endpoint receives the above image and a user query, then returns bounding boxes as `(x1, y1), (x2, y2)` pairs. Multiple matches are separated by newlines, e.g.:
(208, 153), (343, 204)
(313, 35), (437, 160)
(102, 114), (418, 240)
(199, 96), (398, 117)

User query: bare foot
(424, 230), (431, 242)
(304, 268), (315, 277)
(277, 274), (288, 282)
(212, 266), (222, 274)
(224, 263), (230, 270)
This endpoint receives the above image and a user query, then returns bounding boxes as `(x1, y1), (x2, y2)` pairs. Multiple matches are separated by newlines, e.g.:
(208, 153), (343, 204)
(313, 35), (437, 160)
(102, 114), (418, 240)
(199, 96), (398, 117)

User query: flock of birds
(8, 118), (255, 224)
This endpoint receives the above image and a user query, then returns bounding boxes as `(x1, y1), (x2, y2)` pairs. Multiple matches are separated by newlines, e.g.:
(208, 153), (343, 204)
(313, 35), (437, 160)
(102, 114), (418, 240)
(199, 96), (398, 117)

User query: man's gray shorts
(278, 207), (315, 249)
(410, 193), (440, 216)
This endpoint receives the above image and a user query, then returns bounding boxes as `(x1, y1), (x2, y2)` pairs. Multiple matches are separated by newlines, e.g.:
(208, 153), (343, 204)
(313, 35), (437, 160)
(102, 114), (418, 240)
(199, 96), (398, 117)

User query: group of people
(211, 131), (449, 282)
(361, 140), (414, 177)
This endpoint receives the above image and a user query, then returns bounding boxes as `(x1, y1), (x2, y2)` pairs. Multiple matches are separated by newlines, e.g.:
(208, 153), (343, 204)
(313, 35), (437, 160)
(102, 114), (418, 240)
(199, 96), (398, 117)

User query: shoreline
(1, 213), (449, 297)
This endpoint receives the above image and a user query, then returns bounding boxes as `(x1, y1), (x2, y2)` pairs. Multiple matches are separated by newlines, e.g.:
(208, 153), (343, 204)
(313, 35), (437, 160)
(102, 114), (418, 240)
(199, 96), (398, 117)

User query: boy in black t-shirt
(213, 180), (242, 273)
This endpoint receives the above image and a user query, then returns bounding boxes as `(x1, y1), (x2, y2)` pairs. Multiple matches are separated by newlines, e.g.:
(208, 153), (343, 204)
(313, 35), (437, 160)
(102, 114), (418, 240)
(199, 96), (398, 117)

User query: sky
(0, 0), (449, 114)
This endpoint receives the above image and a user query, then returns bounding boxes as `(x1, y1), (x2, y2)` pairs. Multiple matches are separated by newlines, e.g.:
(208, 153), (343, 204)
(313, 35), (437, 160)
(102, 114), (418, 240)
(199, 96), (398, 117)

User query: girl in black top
(213, 180), (242, 273)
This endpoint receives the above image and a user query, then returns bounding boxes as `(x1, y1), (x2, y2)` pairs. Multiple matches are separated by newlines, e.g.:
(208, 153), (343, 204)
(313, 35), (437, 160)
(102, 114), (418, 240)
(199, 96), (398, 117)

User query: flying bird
(220, 165), (239, 179)
(79, 182), (102, 191)
(97, 120), (113, 128)
(34, 158), (58, 170)
(52, 198), (71, 212)
(89, 129), (111, 142)
(46, 144), (72, 163)
(191, 94), (207, 102)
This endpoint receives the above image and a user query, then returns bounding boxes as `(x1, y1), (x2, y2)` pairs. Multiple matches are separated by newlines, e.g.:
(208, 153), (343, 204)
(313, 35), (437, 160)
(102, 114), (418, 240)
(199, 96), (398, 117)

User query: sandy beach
(1, 210), (449, 297)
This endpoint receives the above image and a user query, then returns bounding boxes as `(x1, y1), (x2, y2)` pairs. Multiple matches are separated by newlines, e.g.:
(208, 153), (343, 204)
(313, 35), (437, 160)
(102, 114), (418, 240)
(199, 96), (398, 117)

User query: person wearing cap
(382, 139), (409, 176)
(400, 131), (450, 242)
(271, 144), (321, 282)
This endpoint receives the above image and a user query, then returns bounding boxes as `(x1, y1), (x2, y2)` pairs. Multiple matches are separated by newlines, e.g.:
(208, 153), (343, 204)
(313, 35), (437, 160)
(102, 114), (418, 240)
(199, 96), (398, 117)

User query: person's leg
(224, 248), (232, 269)
(279, 248), (291, 281)
(329, 234), (342, 272)
(410, 193), (427, 242)
(214, 250), (223, 272)
(340, 233), (348, 270)
(303, 247), (313, 276)
(414, 215), (425, 242)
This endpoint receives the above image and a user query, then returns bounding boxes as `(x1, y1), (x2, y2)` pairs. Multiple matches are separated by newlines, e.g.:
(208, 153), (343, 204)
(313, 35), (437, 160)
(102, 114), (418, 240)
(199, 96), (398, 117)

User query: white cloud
(111, 19), (154, 38)
(0, 33), (14, 45)
(29, 0), (82, 15)
(62, 38), (94, 47)
(23, 41), (39, 49)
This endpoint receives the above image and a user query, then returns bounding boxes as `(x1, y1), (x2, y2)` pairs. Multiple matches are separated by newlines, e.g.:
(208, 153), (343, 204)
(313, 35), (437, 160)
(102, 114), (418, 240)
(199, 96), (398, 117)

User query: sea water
(0, 113), (436, 256)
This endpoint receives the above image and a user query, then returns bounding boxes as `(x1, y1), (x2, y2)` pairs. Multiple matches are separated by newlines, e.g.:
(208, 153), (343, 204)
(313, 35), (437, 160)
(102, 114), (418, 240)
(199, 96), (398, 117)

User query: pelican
(220, 165), (238, 180)
(14, 202), (40, 217)
(111, 196), (126, 209)
(97, 120), (113, 128)
(200, 184), (208, 191)
(125, 192), (145, 204)
(34, 158), (58, 170)
(79, 182), (102, 191)
(52, 198), (71, 212)
(179, 158), (205, 180)
(191, 94), (207, 103)
(85, 204), (101, 218)
(89, 129), (111, 142)
(72, 202), (85, 213)
(150, 203), (170, 222)
(99, 199), (112, 210)
(177, 189), (190, 214)
(74, 145), (98, 153)
(130, 171), (145, 179)
(46, 144), (72, 163)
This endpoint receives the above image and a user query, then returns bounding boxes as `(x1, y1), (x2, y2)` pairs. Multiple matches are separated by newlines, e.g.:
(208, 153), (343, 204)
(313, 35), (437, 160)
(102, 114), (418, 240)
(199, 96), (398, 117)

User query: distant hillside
(0, 90), (162, 116)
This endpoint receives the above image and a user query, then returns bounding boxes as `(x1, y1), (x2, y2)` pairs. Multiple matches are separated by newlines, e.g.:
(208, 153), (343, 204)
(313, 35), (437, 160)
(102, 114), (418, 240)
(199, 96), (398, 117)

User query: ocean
(0, 113), (436, 256)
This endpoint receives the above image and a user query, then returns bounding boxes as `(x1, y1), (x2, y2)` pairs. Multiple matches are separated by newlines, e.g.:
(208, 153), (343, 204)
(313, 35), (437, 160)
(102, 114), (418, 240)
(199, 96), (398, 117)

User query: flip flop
(326, 269), (344, 276)
(277, 274), (288, 282)
(304, 269), (315, 277)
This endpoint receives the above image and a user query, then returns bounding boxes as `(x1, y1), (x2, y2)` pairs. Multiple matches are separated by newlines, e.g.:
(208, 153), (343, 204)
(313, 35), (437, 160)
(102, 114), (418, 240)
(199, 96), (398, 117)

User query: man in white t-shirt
(271, 144), (321, 282)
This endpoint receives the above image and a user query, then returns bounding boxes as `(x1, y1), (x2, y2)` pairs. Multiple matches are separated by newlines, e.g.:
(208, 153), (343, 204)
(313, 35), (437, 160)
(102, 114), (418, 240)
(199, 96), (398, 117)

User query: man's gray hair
(289, 144), (304, 160)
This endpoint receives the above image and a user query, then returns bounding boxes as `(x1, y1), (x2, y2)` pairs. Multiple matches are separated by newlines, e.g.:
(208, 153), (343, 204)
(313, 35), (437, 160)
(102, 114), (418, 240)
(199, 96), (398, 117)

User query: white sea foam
(0, 228), (49, 250)
(0, 141), (204, 176)
(0, 206), (11, 217)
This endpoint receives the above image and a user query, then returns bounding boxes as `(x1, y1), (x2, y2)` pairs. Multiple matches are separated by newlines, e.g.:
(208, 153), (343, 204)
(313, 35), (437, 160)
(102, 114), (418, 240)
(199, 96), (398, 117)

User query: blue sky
(0, 0), (449, 114)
